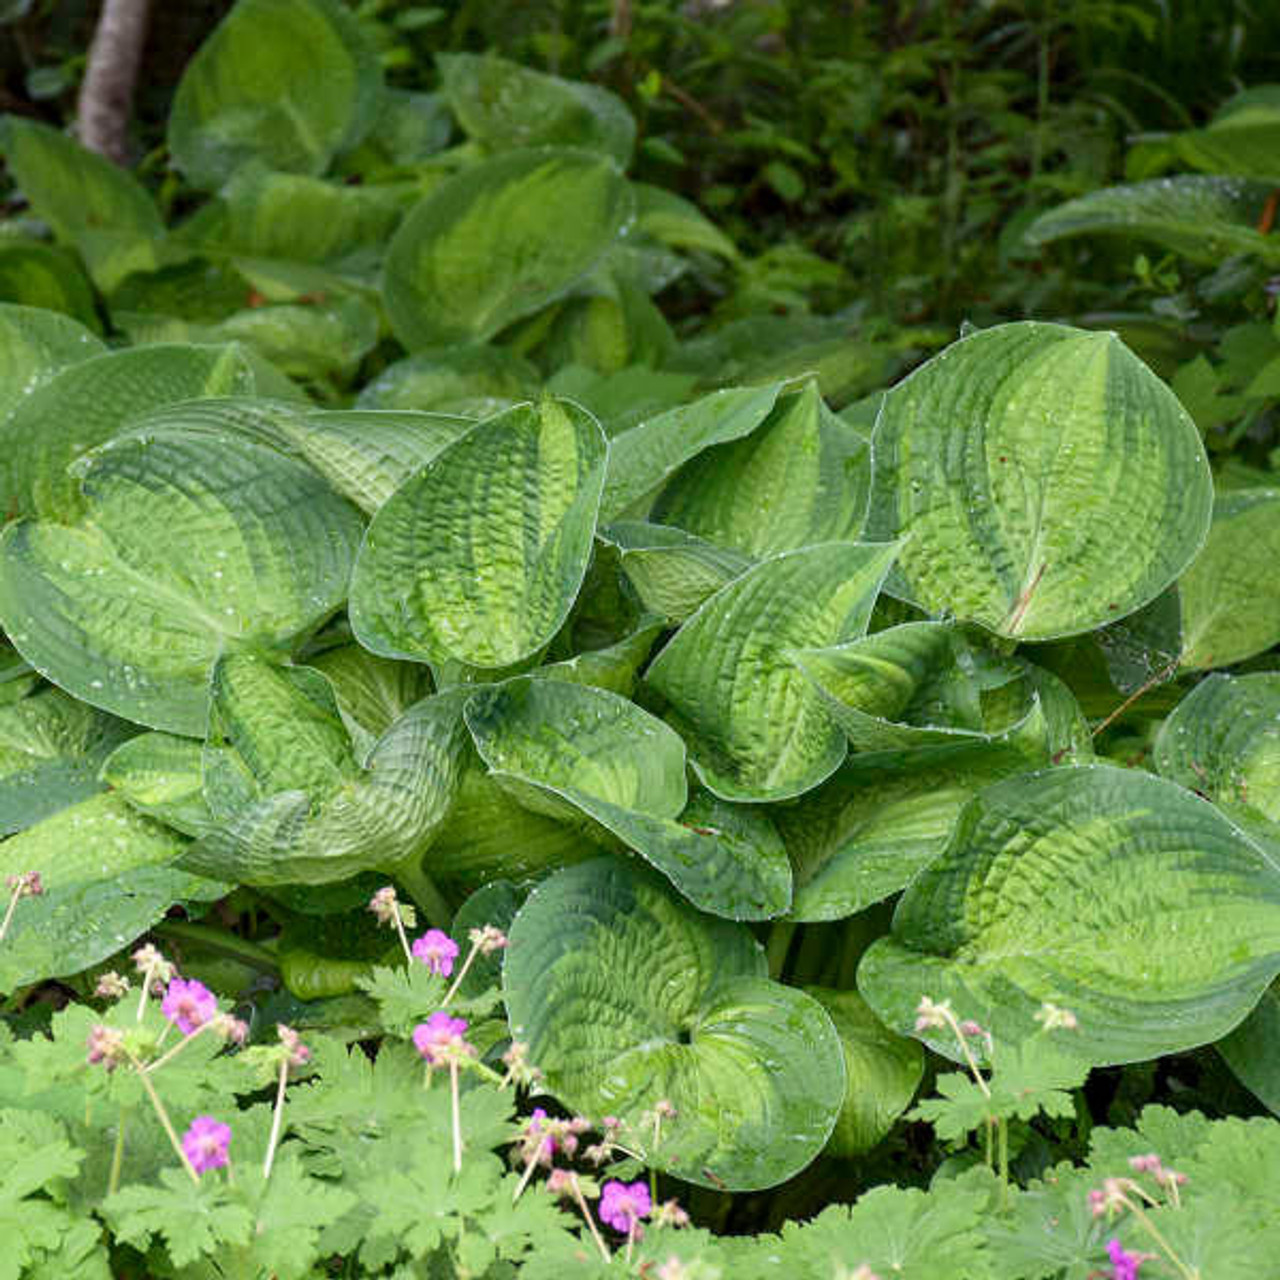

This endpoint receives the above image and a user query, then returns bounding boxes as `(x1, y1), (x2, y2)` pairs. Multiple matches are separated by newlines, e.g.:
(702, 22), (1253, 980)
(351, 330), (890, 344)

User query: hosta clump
(6, 289), (1280, 1194)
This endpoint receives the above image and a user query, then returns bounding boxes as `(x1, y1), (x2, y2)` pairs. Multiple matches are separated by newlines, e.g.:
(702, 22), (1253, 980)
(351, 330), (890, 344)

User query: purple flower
(412, 1011), (472, 1066)
(182, 1115), (231, 1175)
(411, 929), (460, 977)
(1107, 1239), (1151, 1280)
(599, 1179), (652, 1235)
(161, 977), (217, 1035)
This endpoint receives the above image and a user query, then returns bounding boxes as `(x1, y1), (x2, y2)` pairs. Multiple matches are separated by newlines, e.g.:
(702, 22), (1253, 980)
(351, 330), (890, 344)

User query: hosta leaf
(807, 987), (924, 1159)
(350, 398), (607, 669)
(503, 857), (845, 1190)
(632, 183), (739, 260)
(355, 345), (538, 415)
(599, 383), (782, 520)
(308, 644), (433, 744)
(0, 116), (164, 290)
(0, 793), (224, 992)
(0, 428), (363, 735)
(438, 53), (635, 167)
(537, 619), (664, 698)
(866, 322), (1213, 639)
(180, 688), (470, 887)
(646, 541), (898, 802)
(1094, 583), (1183, 695)
(858, 765), (1280, 1066)
(0, 343), (257, 523)
(203, 655), (358, 815)
(168, 0), (383, 189)
(778, 707), (1054, 922)
(791, 621), (1029, 752)
(0, 304), (104, 427)
(464, 678), (791, 918)
(99, 732), (218, 836)
(0, 687), (132, 835)
(425, 751), (591, 892)
(1174, 91), (1280, 182)
(1154, 673), (1280, 821)
(0, 242), (100, 329)
(1178, 489), (1280, 669)
(1023, 177), (1280, 266)
(1218, 980), (1280, 1115)
(651, 381), (871, 555)
(598, 522), (752, 624)
(383, 149), (633, 351)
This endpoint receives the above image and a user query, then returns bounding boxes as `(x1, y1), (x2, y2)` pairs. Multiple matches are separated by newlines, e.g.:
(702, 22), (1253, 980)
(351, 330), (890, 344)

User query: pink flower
(1107, 1239), (1153, 1280)
(86, 1024), (126, 1071)
(412, 1011), (472, 1066)
(161, 977), (217, 1035)
(598, 1179), (652, 1235)
(182, 1115), (231, 1174)
(411, 929), (460, 977)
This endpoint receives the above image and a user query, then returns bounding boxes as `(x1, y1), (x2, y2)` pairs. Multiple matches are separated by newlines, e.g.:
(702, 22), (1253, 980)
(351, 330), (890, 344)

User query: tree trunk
(75, 0), (152, 166)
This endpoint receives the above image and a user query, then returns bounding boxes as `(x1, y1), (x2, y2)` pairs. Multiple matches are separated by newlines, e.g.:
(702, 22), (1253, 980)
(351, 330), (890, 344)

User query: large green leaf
(597, 522), (752, 625)
(632, 183), (739, 261)
(1023, 177), (1280, 266)
(0, 688), (132, 836)
(1218, 980), (1280, 1116)
(777, 708), (1055, 922)
(168, 0), (383, 189)
(791, 621), (1031, 753)
(350, 398), (607, 669)
(1178, 490), (1280, 669)
(383, 149), (633, 351)
(0, 116), (165, 289)
(0, 343), (257, 523)
(503, 857), (845, 1190)
(464, 677), (791, 919)
(0, 304), (104, 429)
(866, 322), (1213, 640)
(1173, 89), (1280, 182)
(307, 644), (433, 745)
(180, 687), (470, 887)
(438, 53), (635, 167)
(0, 242), (100, 328)
(646, 542), (898, 802)
(0, 793), (224, 993)
(99, 732), (219, 837)
(806, 987), (924, 1159)
(599, 384), (782, 521)
(1155, 673), (1280, 822)
(355, 345), (539, 415)
(651, 381), (871, 555)
(0, 428), (363, 735)
(858, 765), (1280, 1066)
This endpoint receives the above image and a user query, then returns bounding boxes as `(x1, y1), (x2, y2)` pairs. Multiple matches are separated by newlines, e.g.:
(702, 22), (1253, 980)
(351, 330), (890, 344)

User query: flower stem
(449, 1060), (463, 1174)
(568, 1172), (612, 1264)
(107, 1106), (129, 1197)
(997, 1118), (1009, 1208)
(128, 1050), (199, 1184)
(0, 882), (23, 944)
(442, 939), (482, 1006)
(262, 1058), (289, 1181)
(394, 860), (452, 931)
(392, 905), (414, 965)
(144, 1020), (214, 1074)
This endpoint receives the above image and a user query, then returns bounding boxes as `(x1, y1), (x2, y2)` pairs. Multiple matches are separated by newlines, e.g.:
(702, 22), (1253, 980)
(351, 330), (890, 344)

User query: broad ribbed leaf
(859, 766), (1280, 1065)
(1218, 980), (1280, 1116)
(168, 0), (383, 189)
(1094, 584), (1183, 695)
(792, 621), (1030, 752)
(0, 688), (132, 835)
(350, 398), (607, 669)
(0, 793), (224, 992)
(0, 116), (164, 289)
(646, 542), (898, 802)
(355, 345), (539, 414)
(866, 322), (1212, 640)
(0, 429), (363, 735)
(0, 343), (257, 522)
(652, 381), (871, 555)
(1174, 90), (1280, 181)
(1024, 177), (1280, 265)
(1178, 490), (1280, 669)
(599, 522), (752, 624)
(503, 857), (844, 1190)
(0, 304), (104, 426)
(100, 732), (218, 836)
(1155, 674), (1280, 822)
(807, 987), (924, 1159)
(633, 183), (739, 260)
(537, 619), (664, 698)
(207, 296), (379, 383)
(180, 688), (470, 886)
(600, 383), (782, 520)
(383, 149), (633, 351)
(0, 241), (100, 328)
(438, 53), (635, 166)
(465, 678), (791, 918)
(308, 644), (433, 744)
(778, 708), (1054, 922)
